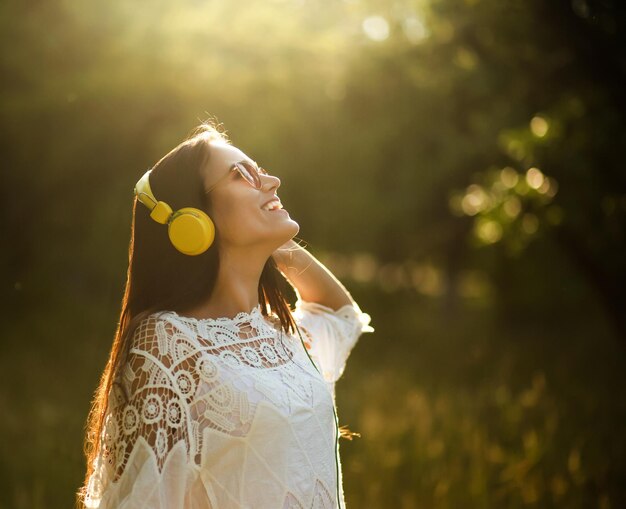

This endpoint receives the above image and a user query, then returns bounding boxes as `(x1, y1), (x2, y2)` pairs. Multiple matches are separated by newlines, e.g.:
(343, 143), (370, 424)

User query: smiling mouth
(261, 199), (283, 211)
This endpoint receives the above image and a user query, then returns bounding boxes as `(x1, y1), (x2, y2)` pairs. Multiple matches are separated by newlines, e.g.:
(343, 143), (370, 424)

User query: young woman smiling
(77, 119), (374, 509)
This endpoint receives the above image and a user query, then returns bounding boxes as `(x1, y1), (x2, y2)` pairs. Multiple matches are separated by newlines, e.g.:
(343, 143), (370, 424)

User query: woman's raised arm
(272, 239), (355, 311)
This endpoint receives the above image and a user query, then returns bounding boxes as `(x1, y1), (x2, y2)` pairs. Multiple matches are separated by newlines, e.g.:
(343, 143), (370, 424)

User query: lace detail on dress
(99, 306), (299, 478)
(86, 302), (373, 508)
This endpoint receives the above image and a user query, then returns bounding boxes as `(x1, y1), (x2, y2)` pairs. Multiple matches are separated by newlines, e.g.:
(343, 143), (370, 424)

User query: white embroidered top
(84, 299), (374, 509)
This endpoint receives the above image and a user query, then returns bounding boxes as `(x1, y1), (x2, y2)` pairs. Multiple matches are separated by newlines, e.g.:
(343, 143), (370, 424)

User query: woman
(77, 120), (374, 508)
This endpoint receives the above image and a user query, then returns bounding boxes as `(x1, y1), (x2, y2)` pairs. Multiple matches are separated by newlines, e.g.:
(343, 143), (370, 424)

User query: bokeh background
(2, 0), (625, 507)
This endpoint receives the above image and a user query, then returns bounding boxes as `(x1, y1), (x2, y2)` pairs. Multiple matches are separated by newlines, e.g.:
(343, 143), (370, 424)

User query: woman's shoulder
(128, 311), (191, 355)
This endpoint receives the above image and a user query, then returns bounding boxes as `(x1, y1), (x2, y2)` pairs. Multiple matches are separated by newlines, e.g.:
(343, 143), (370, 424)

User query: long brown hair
(76, 118), (297, 507)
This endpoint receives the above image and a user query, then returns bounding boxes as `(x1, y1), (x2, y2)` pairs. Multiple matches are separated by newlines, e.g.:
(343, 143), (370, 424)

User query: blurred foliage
(1, 0), (625, 507)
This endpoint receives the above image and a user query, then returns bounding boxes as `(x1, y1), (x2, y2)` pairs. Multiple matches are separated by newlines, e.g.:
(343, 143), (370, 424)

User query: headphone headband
(134, 169), (158, 210)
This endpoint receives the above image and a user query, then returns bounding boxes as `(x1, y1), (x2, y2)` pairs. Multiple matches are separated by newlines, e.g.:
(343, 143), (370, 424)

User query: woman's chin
(287, 217), (299, 232)
(281, 219), (300, 240)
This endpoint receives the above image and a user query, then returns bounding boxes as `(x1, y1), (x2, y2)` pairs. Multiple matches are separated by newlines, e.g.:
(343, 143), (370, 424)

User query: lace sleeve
(84, 316), (215, 509)
(291, 299), (374, 384)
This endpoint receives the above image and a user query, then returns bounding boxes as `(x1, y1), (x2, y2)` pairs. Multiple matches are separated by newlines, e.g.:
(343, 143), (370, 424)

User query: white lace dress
(84, 299), (374, 509)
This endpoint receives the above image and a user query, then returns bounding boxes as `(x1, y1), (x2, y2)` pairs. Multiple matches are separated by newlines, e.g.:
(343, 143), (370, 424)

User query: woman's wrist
(272, 239), (301, 271)
(271, 239), (354, 310)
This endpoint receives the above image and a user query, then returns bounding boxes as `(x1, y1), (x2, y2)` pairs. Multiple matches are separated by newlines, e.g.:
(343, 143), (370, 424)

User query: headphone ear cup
(167, 207), (216, 255)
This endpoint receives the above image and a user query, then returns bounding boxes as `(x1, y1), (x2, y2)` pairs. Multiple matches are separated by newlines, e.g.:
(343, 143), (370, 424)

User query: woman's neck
(180, 247), (268, 320)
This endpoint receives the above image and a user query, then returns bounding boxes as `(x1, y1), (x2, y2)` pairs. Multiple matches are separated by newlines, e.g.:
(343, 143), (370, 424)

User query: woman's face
(202, 140), (300, 251)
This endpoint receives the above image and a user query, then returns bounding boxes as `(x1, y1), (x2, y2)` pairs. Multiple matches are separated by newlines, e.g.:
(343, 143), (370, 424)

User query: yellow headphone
(134, 169), (216, 256)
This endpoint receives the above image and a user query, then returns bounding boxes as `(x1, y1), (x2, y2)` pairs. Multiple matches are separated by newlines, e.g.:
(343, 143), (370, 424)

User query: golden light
(410, 263), (444, 296)
(544, 177), (559, 198)
(350, 253), (378, 283)
(537, 177), (551, 194)
(319, 252), (351, 279)
(525, 167), (545, 190)
(530, 115), (549, 137)
(362, 15), (390, 41)
(461, 184), (490, 215)
(500, 167), (519, 188)
(402, 15), (429, 43)
(475, 218), (503, 243)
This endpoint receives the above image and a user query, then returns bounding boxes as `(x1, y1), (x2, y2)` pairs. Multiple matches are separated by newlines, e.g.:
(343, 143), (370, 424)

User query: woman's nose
(262, 173), (281, 190)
